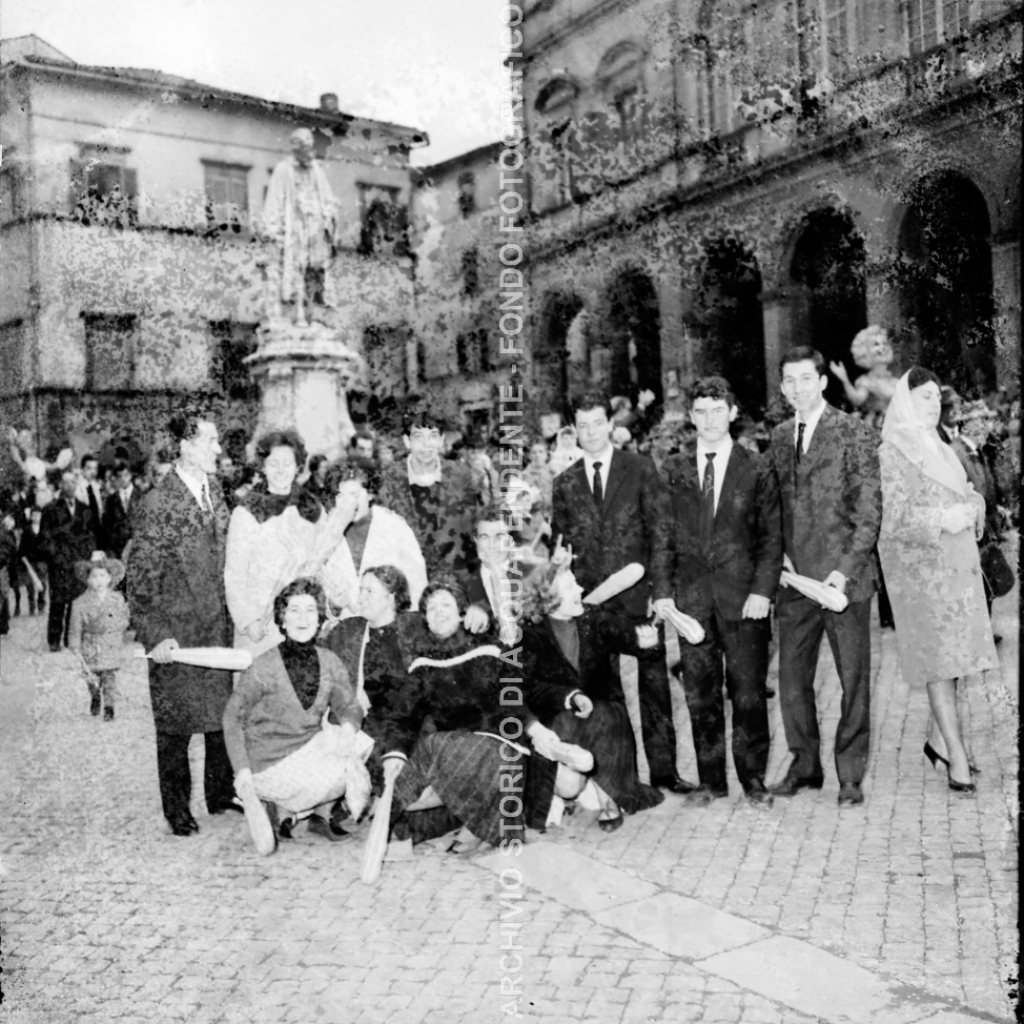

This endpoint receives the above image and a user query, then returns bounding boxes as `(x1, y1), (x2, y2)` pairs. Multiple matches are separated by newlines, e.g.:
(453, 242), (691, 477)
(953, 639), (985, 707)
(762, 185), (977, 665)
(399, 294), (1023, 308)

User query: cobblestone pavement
(1, 566), (1017, 1024)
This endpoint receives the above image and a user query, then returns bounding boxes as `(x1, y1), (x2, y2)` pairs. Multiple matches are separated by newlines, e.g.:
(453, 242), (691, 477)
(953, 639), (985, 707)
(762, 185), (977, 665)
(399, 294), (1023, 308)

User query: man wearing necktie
(128, 413), (237, 837)
(652, 377), (781, 807)
(551, 392), (683, 793)
(102, 459), (142, 561)
(767, 347), (881, 807)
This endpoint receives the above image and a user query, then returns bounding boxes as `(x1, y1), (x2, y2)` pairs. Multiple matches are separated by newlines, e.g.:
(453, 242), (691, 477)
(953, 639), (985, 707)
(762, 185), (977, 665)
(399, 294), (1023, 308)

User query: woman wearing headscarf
(877, 368), (998, 793)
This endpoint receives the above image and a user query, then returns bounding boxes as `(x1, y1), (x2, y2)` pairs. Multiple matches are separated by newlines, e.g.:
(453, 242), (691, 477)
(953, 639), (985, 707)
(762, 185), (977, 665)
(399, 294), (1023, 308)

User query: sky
(2, 0), (506, 165)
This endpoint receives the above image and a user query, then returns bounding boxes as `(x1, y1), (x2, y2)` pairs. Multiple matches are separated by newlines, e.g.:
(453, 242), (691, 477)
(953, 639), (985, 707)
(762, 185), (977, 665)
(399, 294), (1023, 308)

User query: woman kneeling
(224, 577), (368, 854)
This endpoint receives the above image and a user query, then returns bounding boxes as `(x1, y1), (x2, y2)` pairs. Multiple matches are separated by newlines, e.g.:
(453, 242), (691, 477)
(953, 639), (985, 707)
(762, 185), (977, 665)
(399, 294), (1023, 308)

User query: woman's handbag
(980, 542), (1015, 599)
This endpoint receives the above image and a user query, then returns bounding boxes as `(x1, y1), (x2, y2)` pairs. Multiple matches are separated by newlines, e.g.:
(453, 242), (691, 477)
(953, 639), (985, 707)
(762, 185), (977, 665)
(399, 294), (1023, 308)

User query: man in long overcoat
(39, 468), (98, 651)
(127, 414), (237, 836)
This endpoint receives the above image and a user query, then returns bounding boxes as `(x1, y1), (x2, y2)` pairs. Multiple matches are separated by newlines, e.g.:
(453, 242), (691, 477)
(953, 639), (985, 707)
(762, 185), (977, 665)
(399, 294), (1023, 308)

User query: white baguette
(661, 605), (706, 645)
(780, 571), (849, 612)
(134, 646), (254, 671)
(361, 774), (396, 884)
(583, 563), (645, 606)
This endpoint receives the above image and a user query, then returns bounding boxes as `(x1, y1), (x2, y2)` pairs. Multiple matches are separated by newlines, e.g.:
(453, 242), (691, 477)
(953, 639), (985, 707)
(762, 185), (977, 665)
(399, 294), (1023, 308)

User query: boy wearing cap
(68, 552), (130, 720)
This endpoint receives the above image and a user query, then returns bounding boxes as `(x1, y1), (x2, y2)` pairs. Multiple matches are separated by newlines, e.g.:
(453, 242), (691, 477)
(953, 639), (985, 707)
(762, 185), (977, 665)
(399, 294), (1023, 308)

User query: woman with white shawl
(877, 368), (997, 794)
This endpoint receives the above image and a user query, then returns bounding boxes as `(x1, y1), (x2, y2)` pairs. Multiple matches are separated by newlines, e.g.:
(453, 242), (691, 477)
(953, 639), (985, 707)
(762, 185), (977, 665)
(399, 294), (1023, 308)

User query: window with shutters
(209, 320), (258, 397)
(69, 147), (138, 228)
(203, 162), (250, 234)
(0, 319), (25, 394)
(461, 246), (480, 297)
(82, 313), (137, 390)
(456, 328), (490, 376)
(535, 78), (579, 206)
(364, 324), (408, 393)
(358, 184), (409, 257)
(905, 0), (969, 54)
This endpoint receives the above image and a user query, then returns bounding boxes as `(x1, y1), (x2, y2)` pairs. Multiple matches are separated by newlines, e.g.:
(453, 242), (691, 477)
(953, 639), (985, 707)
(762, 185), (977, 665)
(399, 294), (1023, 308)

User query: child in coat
(68, 552), (130, 720)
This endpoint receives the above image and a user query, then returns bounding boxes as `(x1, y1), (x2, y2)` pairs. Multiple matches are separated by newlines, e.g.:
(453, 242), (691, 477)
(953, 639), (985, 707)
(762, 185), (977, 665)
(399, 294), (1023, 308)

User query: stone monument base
(246, 321), (363, 460)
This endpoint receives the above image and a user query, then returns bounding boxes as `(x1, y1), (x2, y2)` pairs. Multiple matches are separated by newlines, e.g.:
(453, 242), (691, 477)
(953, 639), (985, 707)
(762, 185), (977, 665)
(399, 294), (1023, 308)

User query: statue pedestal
(246, 321), (364, 460)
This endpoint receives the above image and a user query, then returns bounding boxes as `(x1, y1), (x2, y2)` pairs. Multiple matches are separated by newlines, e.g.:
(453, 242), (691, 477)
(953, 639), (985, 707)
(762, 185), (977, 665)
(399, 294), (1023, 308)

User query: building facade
(0, 36), (426, 464)
(518, 0), (1022, 422)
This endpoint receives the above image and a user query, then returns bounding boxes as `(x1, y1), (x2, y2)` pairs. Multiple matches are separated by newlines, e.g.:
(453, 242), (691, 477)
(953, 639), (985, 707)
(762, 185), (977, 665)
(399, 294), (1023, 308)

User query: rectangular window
(456, 329), (490, 376)
(70, 149), (138, 227)
(203, 162), (250, 233)
(461, 247), (480, 297)
(0, 319), (25, 395)
(83, 313), (137, 390)
(457, 171), (476, 217)
(824, 0), (850, 76)
(0, 168), (20, 224)
(364, 323), (408, 392)
(209, 320), (258, 398)
(357, 183), (409, 257)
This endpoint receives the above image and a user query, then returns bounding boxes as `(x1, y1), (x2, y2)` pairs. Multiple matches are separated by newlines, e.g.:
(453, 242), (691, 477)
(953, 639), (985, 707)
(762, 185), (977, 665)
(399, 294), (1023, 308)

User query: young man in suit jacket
(551, 392), (688, 793)
(127, 414), (237, 837)
(39, 468), (99, 651)
(652, 377), (782, 807)
(102, 459), (143, 560)
(766, 347), (881, 806)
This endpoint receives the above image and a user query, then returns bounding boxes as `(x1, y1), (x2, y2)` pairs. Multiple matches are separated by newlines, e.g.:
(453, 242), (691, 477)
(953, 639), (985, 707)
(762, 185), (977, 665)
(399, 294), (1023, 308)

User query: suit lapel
(568, 458), (598, 513)
(799, 404), (836, 473)
(715, 447), (744, 523)
(602, 450), (626, 512)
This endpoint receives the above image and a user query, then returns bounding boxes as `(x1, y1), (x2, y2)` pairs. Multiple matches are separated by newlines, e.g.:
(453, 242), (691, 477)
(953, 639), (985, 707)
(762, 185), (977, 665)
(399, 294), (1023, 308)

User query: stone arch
(595, 265), (663, 407)
(788, 207), (869, 407)
(894, 169), (996, 395)
(533, 289), (585, 419)
(690, 235), (767, 418)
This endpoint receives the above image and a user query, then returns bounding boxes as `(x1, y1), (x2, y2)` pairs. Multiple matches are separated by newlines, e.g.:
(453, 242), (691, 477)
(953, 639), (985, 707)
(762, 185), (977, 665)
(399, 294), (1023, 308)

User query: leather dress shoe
(744, 780), (774, 807)
(307, 814), (350, 842)
(598, 812), (624, 833)
(651, 774), (699, 795)
(837, 783), (864, 806)
(769, 771), (824, 797)
(683, 784), (728, 807)
(208, 798), (244, 815)
(170, 815), (200, 837)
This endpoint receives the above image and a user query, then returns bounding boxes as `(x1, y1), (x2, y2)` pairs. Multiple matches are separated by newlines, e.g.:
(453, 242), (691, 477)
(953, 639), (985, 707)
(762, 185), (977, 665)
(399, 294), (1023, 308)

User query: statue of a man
(261, 128), (339, 326)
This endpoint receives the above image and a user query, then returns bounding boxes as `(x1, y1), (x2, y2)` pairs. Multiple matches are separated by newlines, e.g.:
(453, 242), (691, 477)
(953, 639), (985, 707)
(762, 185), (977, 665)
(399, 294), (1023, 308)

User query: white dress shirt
(176, 464), (212, 511)
(794, 399), (828, 454)
(696, 437), (733, 514)
(581, 445), (614, 496)
(406, 456), (443, 487)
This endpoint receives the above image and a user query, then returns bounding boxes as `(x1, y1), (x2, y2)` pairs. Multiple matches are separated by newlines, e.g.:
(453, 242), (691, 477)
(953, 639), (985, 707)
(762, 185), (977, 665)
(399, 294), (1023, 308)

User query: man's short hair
(111, 458), (131, 477)
(689, 376), (736, 408)
(570, 391), (613, 420)
(167, 412), (206, 444)
(80, 453), (98, 469)
(473, 502), (512, 533)
(350, 430), (374, 448)
(402, 408), (448, 436)
(779, 346), (826, 378)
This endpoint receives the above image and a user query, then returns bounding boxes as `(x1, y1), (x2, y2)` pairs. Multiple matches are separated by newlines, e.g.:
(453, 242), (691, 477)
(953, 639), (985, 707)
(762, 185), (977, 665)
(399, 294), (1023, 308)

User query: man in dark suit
(127, 414), (237, 836)
(551, 392), (685, 793)
(652, 377), (782, 807)
(101, 459), (143, 560)
(766, 347), (881, 807)
(76, 454), (105, 541)
(39, 468), (98, 651)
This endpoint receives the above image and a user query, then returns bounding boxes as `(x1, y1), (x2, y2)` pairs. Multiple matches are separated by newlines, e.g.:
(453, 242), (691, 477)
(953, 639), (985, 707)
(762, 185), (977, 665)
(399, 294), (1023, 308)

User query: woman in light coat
(225, 431), (329, 658)
(877, 368), (998, 794)
(319, 458), (427, 619)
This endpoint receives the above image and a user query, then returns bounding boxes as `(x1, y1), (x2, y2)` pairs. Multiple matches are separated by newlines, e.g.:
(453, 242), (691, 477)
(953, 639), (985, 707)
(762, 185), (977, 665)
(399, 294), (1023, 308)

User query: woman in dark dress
(521, 559), (664, 831)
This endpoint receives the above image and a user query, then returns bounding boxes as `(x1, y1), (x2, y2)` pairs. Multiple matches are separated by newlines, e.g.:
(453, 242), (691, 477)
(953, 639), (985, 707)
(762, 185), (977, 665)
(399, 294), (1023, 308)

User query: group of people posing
(8, 343), (1001, 857)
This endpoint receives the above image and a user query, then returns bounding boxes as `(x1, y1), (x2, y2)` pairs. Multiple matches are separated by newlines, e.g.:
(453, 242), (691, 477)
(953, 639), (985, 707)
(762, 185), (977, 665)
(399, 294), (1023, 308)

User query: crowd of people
(0, 341), (1015, 858)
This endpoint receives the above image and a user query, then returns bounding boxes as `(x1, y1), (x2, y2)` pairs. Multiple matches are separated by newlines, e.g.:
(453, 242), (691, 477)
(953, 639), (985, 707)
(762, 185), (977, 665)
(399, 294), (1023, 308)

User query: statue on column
(829, 325), (898, 428)
(261, 128), (339, 328)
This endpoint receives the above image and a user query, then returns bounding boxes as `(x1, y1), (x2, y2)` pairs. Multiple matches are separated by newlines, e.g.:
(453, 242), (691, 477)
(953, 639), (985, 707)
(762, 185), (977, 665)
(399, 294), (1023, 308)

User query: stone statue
(261, 128), (339, 327)
(830, 325), (898, 428)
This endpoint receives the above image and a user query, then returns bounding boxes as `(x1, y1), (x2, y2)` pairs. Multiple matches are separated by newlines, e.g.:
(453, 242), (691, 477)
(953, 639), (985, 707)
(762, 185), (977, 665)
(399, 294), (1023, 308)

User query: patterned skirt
(392, 731), (526, 848)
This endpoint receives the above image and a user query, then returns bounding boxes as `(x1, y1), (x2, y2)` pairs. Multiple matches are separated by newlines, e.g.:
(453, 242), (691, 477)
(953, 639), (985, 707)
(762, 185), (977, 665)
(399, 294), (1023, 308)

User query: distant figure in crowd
(877, 369), (996, 795)
(767, 347), (881, 807)
(40, 468), (97, 652)
(102, 459), (142, 560)
(68, 551), (129, 721)
(128, 414), (237, 837)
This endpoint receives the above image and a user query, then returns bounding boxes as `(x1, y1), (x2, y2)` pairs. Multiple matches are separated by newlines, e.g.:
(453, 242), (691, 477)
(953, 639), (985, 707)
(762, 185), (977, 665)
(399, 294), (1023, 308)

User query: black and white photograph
(0, 1), (1019, 1021)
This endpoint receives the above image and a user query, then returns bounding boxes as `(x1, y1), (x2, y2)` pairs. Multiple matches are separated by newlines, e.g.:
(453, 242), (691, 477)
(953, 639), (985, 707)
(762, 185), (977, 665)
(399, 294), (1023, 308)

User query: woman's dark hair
(364, 564), (411, 613)
(402, 408), (448, 436)
(326, 455), (380, 498)
(308, 453), (329, 476)
(907, 366), (941, 391)
(273, 576), (327, 629)
(419, 574), (468, 616)
(256, 429), (307, 472)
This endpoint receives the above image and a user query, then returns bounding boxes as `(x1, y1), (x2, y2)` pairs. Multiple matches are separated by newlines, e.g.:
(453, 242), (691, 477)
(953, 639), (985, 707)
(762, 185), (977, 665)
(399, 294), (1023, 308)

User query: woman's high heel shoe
(947, 769), (976, 794)
(923, 742), (980, 776)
